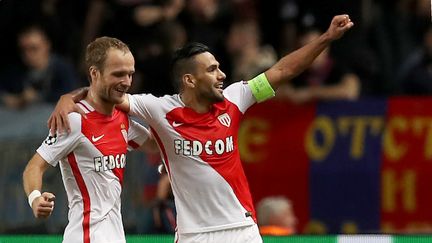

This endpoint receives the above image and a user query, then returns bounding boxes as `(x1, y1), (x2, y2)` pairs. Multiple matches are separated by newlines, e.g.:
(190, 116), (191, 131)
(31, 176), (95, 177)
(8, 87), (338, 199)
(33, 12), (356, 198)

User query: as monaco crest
(217, 113), (231, 127)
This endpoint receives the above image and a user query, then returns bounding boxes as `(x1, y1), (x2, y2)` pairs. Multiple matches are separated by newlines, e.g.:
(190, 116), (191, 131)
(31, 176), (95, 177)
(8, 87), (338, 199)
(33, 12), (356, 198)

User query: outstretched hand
(326, 14), (354, 41)
(47, 94), (86, 135)
(31, 192), (56, 219)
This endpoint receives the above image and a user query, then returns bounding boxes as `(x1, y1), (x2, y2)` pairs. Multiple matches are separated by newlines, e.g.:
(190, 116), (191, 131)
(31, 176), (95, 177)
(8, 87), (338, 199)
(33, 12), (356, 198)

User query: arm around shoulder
(48, 87), (89, 134)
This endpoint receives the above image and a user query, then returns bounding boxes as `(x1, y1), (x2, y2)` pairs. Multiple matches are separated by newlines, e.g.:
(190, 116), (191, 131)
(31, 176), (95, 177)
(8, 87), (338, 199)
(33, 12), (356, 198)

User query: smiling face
(189, 52), (226, 103)
(90, 48), (135, 105)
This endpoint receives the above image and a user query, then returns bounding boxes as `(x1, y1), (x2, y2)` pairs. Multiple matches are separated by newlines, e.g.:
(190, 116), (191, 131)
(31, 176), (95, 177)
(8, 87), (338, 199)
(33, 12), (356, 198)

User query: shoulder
(223, 81), (249, 97)
(222, 81), (257, 113)
(129, 93), (178, 106)
(66, 112), (84, 133)
(67, 112), (82, 122)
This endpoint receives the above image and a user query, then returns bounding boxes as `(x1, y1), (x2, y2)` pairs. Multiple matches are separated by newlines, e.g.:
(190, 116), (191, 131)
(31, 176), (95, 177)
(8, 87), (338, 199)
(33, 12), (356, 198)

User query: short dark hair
(171, 42), (210, 90)
(18, 24), (48, 40)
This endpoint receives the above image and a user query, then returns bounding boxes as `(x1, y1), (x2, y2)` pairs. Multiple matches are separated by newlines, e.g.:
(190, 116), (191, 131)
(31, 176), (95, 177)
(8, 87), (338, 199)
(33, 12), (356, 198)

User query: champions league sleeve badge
(44, 133), (58, 145)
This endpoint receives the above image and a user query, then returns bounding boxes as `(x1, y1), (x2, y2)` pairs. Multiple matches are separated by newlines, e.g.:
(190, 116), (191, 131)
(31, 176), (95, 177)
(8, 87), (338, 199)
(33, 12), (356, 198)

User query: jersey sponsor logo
(44, 134), (58, 145)
(217, 113), (231, 127)
(174, 136), (234, 156)
(94, 153), (126, 172)
(91, 134), (105, 142)
(172, 121), (184, 127)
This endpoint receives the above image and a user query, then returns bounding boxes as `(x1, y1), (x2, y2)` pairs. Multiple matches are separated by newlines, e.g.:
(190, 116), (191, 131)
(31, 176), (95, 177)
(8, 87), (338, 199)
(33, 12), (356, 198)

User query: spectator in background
(395, 25), (432, 95)
(1, 25), (78, 109)
(82, 0), (185, 94)
(256, 196), (297, 236)
(226, 19), (277, 82)
(83, 0), (184, 47)
(134, 21), (187, 96)
(178, 0), (233, 56)
(277, 29), (360, 104)
(369, 0), (428, 94)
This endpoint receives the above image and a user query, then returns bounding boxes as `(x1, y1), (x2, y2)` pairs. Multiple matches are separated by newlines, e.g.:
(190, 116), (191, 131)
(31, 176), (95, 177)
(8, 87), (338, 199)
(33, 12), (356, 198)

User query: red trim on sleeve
(128, 140), (140, 149)
(150, 127), (171, 176)
(78, 101), (91, 113)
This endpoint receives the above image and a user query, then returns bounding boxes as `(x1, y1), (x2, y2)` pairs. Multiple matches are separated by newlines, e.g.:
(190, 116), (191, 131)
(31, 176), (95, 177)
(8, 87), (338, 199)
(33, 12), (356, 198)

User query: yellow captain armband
(248, 73), (275, 103)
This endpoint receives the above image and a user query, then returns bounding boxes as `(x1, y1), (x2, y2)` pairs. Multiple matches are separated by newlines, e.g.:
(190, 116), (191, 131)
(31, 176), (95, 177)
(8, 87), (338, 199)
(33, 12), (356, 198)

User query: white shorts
(174, 224), (262, 243)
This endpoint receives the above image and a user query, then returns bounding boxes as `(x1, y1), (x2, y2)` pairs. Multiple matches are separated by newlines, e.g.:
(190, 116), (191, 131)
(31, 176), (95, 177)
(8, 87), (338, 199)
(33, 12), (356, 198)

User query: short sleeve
(223, 81), (256, 114)
(127, 118), (150, 151)
(128, 93), (154, 121)
(36, 113), (82, 166)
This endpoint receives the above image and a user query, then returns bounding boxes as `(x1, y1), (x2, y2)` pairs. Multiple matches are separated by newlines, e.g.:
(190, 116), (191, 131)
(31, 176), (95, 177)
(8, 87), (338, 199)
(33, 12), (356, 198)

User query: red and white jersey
(37, 100), (149, 243)
(128, 81), (257, 233)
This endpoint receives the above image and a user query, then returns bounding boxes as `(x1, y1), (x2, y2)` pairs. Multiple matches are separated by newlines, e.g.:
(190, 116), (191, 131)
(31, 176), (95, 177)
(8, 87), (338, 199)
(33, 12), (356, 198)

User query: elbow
(277, 62), (305, 81)
(23, 163), (32, 178)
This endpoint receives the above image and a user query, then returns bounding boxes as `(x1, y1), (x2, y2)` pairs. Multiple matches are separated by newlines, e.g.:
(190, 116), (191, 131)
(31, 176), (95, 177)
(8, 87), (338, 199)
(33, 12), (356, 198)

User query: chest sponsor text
(174, 136), (234, 156)
(94, 153), (126, 172)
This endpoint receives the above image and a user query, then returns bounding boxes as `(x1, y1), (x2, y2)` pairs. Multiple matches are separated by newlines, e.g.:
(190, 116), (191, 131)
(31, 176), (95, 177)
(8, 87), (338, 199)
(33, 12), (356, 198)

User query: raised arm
(23, 153), (56, 219)
(264, 14), (354, 90)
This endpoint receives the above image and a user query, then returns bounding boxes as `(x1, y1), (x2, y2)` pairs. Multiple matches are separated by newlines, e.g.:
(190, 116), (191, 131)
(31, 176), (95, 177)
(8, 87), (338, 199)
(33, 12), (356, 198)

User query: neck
(86, 89), (115, 115)
(180, 92), (212, 114)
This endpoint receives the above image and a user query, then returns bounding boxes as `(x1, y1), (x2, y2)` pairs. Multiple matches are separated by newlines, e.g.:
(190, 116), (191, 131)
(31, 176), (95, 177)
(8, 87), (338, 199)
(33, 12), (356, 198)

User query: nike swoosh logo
(91, 134), (105, 142)
(172, 121), (184, 127)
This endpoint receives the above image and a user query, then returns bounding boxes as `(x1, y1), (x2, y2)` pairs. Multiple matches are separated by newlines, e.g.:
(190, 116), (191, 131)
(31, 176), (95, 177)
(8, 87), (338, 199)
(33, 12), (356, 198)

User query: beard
(202, 88), (224, 103)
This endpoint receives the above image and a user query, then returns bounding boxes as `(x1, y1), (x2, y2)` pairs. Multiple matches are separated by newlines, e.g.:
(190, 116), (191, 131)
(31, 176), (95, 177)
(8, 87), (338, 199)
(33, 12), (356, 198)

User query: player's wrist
(28, 190), (42, 208)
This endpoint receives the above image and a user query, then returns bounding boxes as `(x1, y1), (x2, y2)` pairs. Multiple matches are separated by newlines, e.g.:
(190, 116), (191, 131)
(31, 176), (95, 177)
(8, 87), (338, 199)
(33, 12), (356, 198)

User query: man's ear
(182, 74), (195, 88)
(89, 66), (99, 83)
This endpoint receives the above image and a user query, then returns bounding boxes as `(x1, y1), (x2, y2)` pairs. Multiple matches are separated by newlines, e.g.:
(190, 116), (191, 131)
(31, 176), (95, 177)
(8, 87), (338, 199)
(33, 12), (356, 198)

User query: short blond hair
(85, 36), (130, 74)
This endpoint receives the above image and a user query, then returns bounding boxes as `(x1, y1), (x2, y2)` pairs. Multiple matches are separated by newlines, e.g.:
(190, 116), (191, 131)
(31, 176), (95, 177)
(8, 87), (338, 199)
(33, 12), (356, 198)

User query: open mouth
(215, 83), (223, 92)
(114, 88), (127, 96)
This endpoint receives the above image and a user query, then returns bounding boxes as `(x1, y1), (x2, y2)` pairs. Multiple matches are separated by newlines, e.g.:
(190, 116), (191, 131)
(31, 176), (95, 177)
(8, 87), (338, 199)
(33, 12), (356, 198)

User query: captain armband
(247, 73), (275, 103)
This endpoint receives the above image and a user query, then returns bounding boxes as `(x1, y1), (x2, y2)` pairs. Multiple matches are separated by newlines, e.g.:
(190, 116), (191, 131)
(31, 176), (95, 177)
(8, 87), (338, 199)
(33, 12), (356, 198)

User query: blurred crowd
(1, 0), (432, 110)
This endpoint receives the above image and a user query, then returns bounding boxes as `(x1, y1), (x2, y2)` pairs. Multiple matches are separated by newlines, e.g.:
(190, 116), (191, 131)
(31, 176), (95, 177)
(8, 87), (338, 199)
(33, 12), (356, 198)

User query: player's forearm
(23, 165), (44, 196)
(63, 87), (89, 103)
(23, 154), (48, 196)
(266, 32), (332, 90)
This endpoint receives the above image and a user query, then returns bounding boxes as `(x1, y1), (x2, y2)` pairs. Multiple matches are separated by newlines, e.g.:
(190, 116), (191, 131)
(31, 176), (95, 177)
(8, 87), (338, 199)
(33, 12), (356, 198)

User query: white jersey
(37, 100), (149, 243)
(129, 81), (257, 233)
